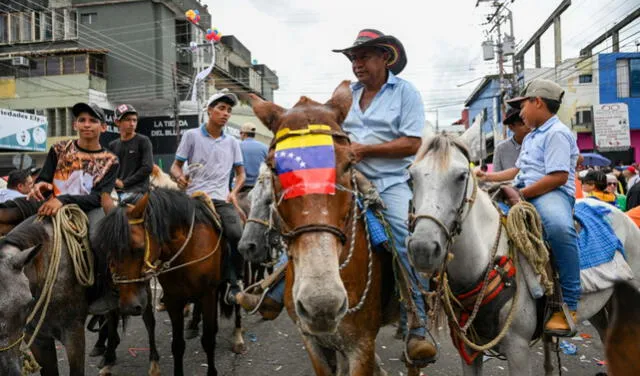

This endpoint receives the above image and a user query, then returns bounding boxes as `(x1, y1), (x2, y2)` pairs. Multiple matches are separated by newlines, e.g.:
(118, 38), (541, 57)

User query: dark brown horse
(606, 281), (640, 376)
(96, 188), (244, 376)
(249, 81), (413, 376)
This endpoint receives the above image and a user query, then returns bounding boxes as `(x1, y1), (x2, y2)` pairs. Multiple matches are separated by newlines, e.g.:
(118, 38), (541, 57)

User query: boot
(405, 334), (437, 365)
(544, 310), (577, 337)
(235, 291), (284, 320)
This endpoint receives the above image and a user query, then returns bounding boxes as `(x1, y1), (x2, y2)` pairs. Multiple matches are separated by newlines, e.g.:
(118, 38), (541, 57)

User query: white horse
(406, 132), (640, 376)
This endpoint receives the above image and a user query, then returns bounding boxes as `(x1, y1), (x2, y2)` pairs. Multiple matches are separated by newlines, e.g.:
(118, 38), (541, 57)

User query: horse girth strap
(281, 223), (347, 245)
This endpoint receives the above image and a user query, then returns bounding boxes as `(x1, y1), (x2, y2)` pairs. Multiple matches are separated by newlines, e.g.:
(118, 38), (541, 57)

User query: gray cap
(507, 79), (564, 108)
(203, 88), (238, 110)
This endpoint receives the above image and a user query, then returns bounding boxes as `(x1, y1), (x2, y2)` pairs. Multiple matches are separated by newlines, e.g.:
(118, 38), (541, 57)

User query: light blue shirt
(514, 115), (579, 197)
(175, 125), (243, 201)
(342, 72), (424, 192)
(0, 188), (25, 203)
(240, 138), (268, 186)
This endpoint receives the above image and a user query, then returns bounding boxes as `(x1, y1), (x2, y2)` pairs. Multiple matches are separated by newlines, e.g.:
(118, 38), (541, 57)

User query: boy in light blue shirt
(477, 79), (581, 337)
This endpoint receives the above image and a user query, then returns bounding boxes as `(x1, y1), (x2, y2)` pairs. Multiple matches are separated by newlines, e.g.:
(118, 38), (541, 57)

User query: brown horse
(95, 188), (244, 376)
(606, 281), (640, 376)
(249, 81), (415, 376)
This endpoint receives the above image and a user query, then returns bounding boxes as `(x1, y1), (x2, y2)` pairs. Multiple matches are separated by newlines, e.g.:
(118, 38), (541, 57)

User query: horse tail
(218, 287), (234, 319)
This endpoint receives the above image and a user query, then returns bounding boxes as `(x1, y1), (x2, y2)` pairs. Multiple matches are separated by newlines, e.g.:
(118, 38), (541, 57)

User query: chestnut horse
(249, 81), (413, 376)
(95, 188), (243, 376)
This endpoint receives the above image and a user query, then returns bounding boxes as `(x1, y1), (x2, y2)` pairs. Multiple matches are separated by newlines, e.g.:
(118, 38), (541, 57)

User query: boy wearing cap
(108, 104), (153, 202)
(623, 166), (639, 191)
(493, 106), (530, 172)
(477, 79), (581, 336)
(170, 89), (246, 303)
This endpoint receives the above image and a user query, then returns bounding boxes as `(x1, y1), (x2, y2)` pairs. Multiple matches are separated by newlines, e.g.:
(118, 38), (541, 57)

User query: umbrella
(581, 153), (611, 167)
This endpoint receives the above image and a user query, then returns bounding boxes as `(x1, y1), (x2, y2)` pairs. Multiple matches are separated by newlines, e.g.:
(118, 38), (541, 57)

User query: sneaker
(88, 294), (118, 315)
(235, 291), (284, 320)
(544, 310), (577, 337)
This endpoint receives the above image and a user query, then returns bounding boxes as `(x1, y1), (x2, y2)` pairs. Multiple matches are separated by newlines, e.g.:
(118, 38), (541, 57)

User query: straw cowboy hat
(332, 29), (407, 75)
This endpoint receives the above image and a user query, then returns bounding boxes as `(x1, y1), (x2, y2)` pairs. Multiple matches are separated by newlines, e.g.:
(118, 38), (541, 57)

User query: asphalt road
(52, 303), (609, 376)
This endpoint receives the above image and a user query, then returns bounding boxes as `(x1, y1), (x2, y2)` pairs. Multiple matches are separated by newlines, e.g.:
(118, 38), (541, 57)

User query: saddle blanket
(575, 201), (633, 293)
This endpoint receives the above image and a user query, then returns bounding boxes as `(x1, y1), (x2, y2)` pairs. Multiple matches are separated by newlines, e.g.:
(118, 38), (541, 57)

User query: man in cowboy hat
(493, 106), (531, 172)
(235, 28), (438, 364)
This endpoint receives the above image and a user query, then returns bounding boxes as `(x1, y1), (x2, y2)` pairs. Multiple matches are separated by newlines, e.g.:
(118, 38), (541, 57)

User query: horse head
(97, 194), (151, 316)
(238, 164), (281, 263)
(407, 133), (474, 275)
(250, 81), (354, 334)
(0, 234), (43, 375)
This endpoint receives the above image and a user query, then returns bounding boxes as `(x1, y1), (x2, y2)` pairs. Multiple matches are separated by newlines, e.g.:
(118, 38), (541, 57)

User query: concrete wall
(75, 0), (176, 100)
(0, 74), (103, 109)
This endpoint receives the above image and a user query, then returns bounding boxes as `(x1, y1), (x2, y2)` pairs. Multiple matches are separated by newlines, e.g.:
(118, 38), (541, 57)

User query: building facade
(0, 0), (278, 172)
(518, 52), (640, 164)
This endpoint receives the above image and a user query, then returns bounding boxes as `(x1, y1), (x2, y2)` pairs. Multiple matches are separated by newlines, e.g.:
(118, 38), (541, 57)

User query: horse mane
(93, 188), (218, 262)
(0, 217), (49, 253)
(414, 133), (470, 170)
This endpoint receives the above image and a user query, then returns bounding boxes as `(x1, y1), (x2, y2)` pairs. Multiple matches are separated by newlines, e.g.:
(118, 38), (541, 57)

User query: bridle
(268, 127), (356, 248)
(409, 147), (478, 248)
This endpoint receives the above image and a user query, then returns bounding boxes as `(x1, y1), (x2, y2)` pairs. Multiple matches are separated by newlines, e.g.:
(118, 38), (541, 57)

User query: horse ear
(11, 244), (42, 271)
(129, 193), (149, 219)
(249, 93), (285, 134)
(325, 80), (352, 126)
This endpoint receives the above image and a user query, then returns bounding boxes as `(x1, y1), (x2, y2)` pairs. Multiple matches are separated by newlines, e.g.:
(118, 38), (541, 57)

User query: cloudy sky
(204, 0), (640, 125)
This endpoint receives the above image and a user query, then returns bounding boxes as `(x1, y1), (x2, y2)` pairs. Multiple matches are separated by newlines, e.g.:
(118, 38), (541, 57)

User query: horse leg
(61, 320), (86, 376)
(185, 301), (201, 340)
(142, 291), (161, 376)
(166, 300), (187, 376)
(231, 304), (246, 354)
(31, 336), (59, 376)
(300, 335), (333, 375)
(200, 290), (219, 376)
(99, 311), (119, 370)
(89, 316), (107, 357)
(461, 353), (483, 376)
(347, 339), (376, 376)
(542, 334), (555, 376)
(589, 306), (610, 343)
(503, 334), (532, 376)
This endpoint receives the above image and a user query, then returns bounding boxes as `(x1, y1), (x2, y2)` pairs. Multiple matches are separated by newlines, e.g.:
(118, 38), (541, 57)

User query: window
(31, 57), (45, 76)
(74, 54), (86, 73)
(20, 12), (32, 42)
(53, 9), (64, 40)
(80, 13), (97, 25)
(45, 56), (60, 75)
(618, 59), (630, 98)
(89, 54), (105, 78)
(65, 10), (77, 38)
(578, 74), (592, 84)
(575, 107), (593, 125)
(63, 55), (74, 74)
(630, 59), (640, 98)
(34, 12), (40, 40)
(10, 13), (19, 42)
(42, 11), (52, 40)
(0, 14), (8, 43)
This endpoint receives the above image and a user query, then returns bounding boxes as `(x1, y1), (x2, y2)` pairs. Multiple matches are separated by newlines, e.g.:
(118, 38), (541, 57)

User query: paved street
(53, 304), (609, 375)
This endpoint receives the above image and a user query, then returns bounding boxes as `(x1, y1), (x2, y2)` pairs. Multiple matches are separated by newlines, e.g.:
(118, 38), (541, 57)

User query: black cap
(503, 106), (522, 125)
(72, 102), (106, 123)
(114, 103), (137, 121)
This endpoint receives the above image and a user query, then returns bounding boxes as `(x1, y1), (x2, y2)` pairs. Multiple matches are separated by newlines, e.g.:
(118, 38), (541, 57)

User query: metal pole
(172, 64), (181, 146)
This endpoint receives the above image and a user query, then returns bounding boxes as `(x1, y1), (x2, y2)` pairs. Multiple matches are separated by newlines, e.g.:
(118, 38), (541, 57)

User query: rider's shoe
(405, 334), (437, 365)
(88, 293), (118, 315)
(544, 310), (577, 337)
(235, 291), (284, 320)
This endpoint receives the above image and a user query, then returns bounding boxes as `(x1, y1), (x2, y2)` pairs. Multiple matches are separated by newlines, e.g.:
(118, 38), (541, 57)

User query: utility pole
(172, 64), (181, 146)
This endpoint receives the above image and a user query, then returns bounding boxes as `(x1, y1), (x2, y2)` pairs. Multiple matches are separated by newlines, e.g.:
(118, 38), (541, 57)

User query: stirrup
(401, 329), (439, 368)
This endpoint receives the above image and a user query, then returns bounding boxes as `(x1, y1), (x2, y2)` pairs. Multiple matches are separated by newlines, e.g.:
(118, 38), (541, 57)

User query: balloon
(185, 9), (199, 24)
(252, 59), (258, 65)
(194, 9), (200, 15)
(206, 27), (222, 42)
(185, 9), (195, 19)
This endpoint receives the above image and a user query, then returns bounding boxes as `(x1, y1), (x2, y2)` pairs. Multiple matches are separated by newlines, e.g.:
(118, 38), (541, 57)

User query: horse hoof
(185, 328), (199, 340)
(232, 342), (247, 354)
(148, 361), (161, 376)
(90, 345), (106, 357)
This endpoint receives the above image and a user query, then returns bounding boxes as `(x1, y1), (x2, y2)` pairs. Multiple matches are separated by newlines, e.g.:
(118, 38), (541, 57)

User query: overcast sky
(204, 0), (640, 125)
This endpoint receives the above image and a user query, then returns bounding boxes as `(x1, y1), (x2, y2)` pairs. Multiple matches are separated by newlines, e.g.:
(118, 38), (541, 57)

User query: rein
(112, 211), (221, 284)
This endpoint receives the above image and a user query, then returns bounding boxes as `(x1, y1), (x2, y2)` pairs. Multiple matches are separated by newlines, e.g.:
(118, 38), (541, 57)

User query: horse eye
(457, 172), (468, 182)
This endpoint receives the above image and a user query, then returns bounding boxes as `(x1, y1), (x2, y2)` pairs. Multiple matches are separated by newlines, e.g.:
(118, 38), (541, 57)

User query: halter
(111, 210), (221, 284)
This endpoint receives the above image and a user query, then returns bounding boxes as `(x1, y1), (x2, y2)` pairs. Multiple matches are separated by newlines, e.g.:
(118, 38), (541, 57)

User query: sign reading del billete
(593, 103), (630, 152)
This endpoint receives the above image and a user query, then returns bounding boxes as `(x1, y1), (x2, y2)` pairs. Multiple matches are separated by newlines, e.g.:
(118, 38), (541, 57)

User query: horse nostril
(296, 300), (310, 320)
(337, 297), (348, 316)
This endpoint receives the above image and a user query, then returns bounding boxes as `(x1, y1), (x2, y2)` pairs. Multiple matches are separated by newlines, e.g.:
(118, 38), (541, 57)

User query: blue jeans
(267, 181), (429, 336)
(529, 189), (581, 310)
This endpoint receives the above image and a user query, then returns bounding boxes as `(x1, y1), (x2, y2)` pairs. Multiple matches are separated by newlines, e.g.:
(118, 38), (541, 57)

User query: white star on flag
(295, 156), (301, 162)
(288, 152), (294, 158)
(300, 161), (306, 168)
